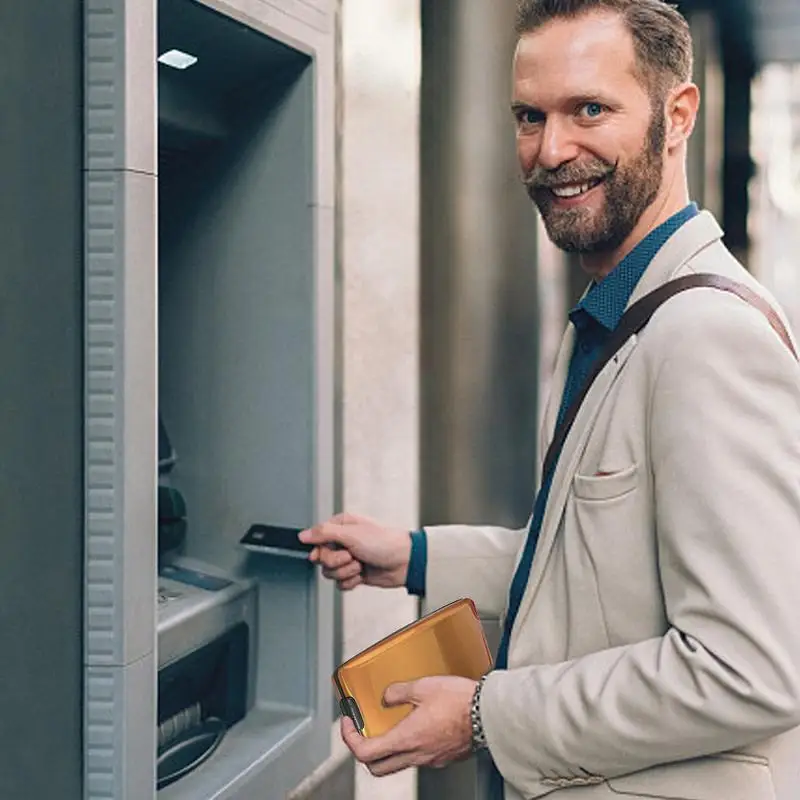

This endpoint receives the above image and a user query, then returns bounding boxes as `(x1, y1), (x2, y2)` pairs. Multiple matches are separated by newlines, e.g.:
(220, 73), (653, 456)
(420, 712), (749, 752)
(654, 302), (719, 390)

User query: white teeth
(552, 182), (592, 198)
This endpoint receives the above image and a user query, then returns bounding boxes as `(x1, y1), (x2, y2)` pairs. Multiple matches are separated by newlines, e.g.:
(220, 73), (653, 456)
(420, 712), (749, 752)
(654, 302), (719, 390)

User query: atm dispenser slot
(157, 621), (249, 789)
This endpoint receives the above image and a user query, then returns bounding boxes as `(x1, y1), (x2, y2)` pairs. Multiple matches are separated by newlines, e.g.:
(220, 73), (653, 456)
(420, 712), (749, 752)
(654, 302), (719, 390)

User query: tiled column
(340, 2), (421, 800)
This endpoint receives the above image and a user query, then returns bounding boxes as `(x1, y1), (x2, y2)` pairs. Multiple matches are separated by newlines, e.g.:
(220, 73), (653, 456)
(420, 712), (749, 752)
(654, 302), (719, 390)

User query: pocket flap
(607, 754), (774, 799)
(573, 462), (639, 501)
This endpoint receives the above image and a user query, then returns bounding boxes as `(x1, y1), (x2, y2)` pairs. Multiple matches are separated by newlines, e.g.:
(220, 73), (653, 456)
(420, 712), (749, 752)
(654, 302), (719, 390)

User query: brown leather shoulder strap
(541, 272), (797, 482)
(674, 273), (797, 360)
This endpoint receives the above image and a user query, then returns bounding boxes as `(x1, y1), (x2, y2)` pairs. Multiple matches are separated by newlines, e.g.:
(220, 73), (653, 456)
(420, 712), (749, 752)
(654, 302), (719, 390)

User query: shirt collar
(571, 202), (699, 332)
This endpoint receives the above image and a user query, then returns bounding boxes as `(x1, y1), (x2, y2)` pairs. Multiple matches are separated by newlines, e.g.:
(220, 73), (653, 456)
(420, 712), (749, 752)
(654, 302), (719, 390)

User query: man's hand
(299, 512), (413, 590)
(340, 676), (478, 776)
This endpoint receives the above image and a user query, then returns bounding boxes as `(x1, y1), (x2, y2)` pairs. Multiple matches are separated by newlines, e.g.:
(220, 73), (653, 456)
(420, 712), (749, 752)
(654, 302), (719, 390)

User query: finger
(368, 752), (419, 777)
(302, 511), (363, 544)
(383, 681), (416, 709)
(338, 575), (363, 591)
(341, 718), (413, 763)
(318, 548), (354, 570)
(323, 561), (362, 582)
(340, 715), (363, 754)
(299, 522), (336, 546)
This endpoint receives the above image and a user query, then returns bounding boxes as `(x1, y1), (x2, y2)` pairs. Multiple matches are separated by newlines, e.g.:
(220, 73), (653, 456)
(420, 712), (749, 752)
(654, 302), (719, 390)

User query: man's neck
(581, 182), (691, 281)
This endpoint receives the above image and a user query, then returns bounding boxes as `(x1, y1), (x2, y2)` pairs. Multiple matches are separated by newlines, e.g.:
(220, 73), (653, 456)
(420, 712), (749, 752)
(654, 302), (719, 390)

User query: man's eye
(580, 102), (605, 119)
(518, 109), (543, 126)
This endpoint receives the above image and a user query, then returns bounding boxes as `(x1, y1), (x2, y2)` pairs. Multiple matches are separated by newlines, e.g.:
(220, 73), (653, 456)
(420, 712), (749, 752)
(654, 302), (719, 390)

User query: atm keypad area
(153, 0), (323, 796)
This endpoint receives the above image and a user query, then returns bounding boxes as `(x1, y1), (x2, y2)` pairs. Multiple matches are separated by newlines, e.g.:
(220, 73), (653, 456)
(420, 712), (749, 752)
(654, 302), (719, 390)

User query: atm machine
(83, 1), (336, 797)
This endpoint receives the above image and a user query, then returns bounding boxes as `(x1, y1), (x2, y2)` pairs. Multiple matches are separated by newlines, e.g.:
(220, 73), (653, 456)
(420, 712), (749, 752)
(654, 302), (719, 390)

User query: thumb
(299, 520), (353, 548)
(331, 511), (356, 524)
(382, 681), (416, 709)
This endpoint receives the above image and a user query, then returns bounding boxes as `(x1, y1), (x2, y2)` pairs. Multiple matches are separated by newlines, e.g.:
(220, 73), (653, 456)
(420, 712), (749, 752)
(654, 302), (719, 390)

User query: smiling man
(301, 2), (800, 799)
(515, 0), (688, 270)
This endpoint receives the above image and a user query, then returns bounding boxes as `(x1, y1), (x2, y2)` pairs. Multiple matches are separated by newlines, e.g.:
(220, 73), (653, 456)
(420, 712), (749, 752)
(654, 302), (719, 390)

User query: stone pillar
(420, 0), (540, 530)
(418, 1), (541, 796)
(340, 2), (422, 800)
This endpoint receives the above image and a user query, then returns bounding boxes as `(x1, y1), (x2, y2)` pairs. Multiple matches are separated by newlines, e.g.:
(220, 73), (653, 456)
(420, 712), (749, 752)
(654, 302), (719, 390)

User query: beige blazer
(423, 211), (800, 800)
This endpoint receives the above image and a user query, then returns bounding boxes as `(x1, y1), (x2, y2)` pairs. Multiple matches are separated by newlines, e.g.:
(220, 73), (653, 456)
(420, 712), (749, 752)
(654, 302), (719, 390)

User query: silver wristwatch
(470, 675), (489, 751)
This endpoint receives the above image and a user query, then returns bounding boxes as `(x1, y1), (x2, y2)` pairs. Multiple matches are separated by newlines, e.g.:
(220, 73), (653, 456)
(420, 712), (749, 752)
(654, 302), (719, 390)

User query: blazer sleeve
(478, 295), (800, 798)
(421, 522), (528, 618)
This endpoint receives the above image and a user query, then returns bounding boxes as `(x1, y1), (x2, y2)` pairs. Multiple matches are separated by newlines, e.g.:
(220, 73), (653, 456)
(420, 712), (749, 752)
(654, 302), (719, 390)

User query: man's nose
(537, 117), (580, 171)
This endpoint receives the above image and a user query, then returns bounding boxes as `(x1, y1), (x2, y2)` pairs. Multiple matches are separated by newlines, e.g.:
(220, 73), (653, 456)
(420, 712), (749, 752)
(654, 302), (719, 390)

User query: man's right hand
(299, 512), (412, 591)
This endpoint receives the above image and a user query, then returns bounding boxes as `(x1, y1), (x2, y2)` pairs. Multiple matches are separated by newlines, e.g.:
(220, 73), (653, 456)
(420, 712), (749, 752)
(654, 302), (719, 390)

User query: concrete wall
(289, 1), (421, 799)
(340, 2), (421, 800)
(419, 0), (541, 531)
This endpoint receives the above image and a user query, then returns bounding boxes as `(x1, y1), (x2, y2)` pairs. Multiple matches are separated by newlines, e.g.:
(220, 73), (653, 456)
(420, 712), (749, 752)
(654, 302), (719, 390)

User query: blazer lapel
(536, 325), (576, 484)
(513, 335), (640, 637)
(512, 210), (726, 642)
(627, 210), (724, 306)
(510, 210), (726, 642)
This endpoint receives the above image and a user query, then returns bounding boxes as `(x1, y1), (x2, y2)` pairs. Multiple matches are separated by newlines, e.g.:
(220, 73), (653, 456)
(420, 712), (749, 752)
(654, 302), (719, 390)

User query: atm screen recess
(154, 0), (328, 797)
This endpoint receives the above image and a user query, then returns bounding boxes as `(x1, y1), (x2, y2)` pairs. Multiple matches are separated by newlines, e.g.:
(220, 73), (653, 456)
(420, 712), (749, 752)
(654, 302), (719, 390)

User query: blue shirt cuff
(405, 528), (427, 597)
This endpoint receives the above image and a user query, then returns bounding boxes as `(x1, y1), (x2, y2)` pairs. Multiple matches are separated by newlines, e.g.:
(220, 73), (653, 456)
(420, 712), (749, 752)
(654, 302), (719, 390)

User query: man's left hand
(341, 675), (478, 776)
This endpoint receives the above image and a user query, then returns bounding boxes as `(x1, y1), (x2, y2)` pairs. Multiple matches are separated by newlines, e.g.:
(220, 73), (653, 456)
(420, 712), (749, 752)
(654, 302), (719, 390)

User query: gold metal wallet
(332, 598), (493, 737)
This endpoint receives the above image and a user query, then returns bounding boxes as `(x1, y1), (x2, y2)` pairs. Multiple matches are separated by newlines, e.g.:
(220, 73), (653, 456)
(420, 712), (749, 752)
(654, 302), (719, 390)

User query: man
(300, 1), (800, 798)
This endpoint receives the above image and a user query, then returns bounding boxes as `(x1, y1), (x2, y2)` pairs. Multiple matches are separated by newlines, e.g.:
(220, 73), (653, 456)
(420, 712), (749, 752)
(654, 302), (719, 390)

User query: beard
(523, 110), (666, 254)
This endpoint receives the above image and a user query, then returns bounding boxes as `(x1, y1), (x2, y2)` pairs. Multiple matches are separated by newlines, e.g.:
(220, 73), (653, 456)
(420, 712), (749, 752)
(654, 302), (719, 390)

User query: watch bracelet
(470, 674), (489, 751)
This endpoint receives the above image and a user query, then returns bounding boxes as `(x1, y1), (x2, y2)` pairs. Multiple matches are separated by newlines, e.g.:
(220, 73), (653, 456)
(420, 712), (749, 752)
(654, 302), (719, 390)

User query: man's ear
(665, 82), (700, 150)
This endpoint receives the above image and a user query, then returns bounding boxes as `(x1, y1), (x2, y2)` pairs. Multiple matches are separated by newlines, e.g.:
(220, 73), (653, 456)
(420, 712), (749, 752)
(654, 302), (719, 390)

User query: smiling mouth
(548, 176), (605, 199)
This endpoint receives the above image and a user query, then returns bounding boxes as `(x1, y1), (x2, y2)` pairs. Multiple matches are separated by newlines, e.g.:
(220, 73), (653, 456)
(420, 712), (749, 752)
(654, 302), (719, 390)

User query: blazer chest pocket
(568, 461), (664, 644)
(573, 461), (639, 501)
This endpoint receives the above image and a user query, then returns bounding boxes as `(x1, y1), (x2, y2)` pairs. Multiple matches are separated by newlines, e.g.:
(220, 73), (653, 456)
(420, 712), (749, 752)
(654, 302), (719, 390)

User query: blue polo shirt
(405, 203), (699, 624)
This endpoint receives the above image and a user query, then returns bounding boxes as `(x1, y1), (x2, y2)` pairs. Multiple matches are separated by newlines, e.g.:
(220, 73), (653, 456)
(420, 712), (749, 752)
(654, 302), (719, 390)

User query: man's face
(513, 11), (666, 254)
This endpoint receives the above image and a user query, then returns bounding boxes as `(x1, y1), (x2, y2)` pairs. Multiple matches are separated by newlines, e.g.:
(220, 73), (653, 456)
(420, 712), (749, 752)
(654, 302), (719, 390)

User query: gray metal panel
(157, 66), (316, 574)
(192, 0), (337, 209)
(156, 714), (324, 800)
(157, 54), (335, 795)
(0, 2), (84, 796)
(84, 0), (158, 797)
(287, 748), (355, 800)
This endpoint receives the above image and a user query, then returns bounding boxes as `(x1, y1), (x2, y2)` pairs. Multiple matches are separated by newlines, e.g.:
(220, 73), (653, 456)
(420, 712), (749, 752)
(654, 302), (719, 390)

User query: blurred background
(329, 2), (800, 800)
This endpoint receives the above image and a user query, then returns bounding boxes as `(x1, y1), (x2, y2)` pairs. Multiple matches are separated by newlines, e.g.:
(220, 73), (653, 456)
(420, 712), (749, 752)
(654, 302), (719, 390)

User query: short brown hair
(515, 0), (693, 98)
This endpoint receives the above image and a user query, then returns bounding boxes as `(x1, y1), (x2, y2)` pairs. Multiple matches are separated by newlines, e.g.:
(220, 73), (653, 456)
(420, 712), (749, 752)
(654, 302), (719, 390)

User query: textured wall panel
(84, 1), (158, 798)
(85, 169), (157, 669)
(85, 170), (122, 667)
(85, 657), (156, 800)
(85, 0), (156, 172)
